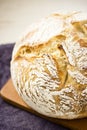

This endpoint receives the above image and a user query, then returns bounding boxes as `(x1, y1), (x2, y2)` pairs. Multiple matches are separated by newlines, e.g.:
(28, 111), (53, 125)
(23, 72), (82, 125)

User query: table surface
(0, 0), (87, 44)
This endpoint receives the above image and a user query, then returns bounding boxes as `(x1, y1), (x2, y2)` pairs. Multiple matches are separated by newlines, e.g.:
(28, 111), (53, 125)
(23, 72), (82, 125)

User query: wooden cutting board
(0, 79), (87, 130)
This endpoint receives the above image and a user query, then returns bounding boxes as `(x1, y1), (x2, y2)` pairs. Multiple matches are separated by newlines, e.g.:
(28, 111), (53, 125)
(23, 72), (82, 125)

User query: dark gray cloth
(0, 44), (69, 130)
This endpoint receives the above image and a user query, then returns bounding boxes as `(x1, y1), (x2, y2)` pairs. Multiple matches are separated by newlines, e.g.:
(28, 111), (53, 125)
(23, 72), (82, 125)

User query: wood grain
(0, 79), (87, 130)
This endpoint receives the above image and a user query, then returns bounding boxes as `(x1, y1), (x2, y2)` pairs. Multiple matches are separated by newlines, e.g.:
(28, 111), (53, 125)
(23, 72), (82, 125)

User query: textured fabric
(0, 44), (69, 130)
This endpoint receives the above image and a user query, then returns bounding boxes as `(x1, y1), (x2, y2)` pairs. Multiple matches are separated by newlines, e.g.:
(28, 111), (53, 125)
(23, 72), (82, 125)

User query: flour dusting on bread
(11, 12), (87, 119)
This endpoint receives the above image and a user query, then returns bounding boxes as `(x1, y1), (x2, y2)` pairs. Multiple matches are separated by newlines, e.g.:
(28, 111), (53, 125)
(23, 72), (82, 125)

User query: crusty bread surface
(11, 12), (87, 119)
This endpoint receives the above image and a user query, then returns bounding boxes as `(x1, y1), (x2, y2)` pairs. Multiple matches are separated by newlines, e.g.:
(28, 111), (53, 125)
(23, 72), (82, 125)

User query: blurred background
(0, 0), (87, 44)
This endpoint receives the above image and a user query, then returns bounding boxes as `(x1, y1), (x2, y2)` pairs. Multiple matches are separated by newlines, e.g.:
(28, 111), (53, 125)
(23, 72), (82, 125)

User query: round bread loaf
(11, 12), (87, 119)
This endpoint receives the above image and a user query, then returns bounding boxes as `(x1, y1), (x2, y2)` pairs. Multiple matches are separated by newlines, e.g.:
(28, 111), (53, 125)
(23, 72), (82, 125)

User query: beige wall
(0, 0), (87, 44)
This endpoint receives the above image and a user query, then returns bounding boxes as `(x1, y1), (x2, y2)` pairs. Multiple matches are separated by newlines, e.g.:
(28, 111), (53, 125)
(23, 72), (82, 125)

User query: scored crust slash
(10, 12), (87, 119)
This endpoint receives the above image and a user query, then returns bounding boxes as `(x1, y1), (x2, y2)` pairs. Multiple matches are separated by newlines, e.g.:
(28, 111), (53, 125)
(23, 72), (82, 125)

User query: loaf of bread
(11, 12), (87, 119)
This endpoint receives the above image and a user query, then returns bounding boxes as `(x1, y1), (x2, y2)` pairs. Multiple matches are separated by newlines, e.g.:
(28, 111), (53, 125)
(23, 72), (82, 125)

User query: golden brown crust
(11, 12), (87, 119)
